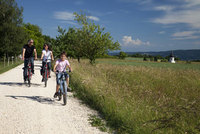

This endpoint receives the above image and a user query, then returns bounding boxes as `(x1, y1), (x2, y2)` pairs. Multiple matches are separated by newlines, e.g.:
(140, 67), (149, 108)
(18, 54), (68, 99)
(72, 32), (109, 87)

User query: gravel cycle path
(0, 61), (107, 134)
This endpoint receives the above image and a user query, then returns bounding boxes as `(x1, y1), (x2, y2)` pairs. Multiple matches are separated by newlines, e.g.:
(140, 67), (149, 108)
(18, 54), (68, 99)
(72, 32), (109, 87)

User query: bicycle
(42, 59), (50, 87)
(56, 71), (69, 105)
(23, 58), (32, 87)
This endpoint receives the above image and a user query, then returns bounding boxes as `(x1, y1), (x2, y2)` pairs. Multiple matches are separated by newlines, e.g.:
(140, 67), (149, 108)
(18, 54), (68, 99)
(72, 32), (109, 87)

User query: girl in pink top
(53, 52), (72, 98)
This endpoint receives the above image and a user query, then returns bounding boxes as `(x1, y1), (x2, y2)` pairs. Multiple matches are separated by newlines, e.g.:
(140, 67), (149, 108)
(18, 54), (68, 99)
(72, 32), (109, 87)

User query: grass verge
(70, 59), (200, 134)
(0, 61), (23, 74)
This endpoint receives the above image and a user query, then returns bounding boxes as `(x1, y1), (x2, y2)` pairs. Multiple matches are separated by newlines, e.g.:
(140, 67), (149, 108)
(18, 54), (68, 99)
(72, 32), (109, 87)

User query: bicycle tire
(63, 83), (67, 105)
(45, 69), (47, 87)
(28, 69), (31, 87)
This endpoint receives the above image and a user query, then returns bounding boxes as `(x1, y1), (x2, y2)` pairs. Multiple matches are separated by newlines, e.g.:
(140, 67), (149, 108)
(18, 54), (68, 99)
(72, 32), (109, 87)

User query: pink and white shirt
(56, 59), (70, 72)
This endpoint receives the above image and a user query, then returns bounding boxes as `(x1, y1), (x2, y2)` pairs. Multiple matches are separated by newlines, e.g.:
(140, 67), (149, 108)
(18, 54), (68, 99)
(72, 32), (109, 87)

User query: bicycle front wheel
(45, 69), (47, 87)
(63, 83), (67, 105)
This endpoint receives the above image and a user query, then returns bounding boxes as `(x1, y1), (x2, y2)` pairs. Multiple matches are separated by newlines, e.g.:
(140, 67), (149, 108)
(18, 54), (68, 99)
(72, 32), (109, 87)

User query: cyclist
(22, 39), (37, 82)
(40, 43), (54, 81)
(53, 51), (72, 98)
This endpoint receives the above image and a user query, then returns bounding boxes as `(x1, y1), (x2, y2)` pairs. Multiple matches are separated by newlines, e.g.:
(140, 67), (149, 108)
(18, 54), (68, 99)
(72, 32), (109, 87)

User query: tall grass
(70, 59), (200, 134)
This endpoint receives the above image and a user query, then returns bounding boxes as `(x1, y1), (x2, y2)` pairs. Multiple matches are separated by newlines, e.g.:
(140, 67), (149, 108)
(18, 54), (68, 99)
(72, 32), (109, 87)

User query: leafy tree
(143, 57), (147, 61)
(118, 51), (127, 59)
(74, 12), (120, 64)
(0, 0), (26, 58)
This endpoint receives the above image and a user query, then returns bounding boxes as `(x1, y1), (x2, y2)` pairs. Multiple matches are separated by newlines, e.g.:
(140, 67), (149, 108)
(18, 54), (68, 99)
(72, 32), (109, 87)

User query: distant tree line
(130, 53), (180, 62)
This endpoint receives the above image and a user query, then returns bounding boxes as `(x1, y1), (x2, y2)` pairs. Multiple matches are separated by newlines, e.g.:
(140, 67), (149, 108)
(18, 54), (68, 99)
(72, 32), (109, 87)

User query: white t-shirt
(56, 59), (70, 72)
(42, 50), (52, 62)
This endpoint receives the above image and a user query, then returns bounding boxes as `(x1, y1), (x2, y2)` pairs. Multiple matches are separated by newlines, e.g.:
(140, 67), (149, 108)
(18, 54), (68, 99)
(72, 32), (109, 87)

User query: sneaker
(54, 92), (59, 98)
(58, 92), (62, 101)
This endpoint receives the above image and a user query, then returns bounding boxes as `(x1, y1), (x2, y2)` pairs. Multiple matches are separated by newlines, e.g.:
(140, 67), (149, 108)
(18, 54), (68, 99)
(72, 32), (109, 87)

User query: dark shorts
(56, 72), (69, 85)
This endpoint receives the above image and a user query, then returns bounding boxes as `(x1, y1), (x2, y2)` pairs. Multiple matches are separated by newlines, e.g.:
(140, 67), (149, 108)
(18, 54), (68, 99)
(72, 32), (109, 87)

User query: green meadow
(70, 58), (200, 134)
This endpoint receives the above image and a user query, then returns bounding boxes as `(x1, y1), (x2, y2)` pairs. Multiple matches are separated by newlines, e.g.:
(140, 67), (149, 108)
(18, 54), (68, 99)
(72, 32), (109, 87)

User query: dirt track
(0, 61), (107, 134)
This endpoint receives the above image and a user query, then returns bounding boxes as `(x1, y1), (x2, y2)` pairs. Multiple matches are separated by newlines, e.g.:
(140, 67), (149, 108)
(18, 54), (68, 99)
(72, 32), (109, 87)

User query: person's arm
(51, 51), (54, 61)
(34, 49), (37, 60)
(41, 52), (44, 60)
(22, 48), (26, 60)
(53, 64), (58, 72)
(68, 65), (72, 72)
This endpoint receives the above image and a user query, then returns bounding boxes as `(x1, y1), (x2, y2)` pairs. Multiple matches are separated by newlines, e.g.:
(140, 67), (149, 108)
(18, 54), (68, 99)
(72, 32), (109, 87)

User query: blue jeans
(42, 61), (51, 74)
(56, 72), (69, 85)
(24, 58), (34, 80)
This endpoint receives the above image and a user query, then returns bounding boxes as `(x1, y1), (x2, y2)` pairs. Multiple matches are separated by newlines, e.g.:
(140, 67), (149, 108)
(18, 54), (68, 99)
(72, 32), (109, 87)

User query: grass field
(97, 58), (200, 70)
(70, 58), (200, 134)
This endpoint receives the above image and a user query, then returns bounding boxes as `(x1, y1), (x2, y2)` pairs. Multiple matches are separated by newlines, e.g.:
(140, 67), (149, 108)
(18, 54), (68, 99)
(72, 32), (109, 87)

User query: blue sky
(16, 0), (200, 52)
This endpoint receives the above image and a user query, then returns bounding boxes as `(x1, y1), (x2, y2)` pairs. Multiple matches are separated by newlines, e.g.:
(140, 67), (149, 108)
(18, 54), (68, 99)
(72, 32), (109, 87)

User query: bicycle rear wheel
(28, 69), (31, 87)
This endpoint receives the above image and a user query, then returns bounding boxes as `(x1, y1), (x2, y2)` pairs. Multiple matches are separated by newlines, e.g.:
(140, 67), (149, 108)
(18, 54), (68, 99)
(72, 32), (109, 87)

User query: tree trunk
(4, 54), (6, 68)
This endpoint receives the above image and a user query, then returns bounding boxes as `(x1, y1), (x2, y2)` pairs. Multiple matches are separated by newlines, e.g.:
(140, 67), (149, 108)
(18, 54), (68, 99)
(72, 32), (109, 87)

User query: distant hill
(109, 49), (200, 61)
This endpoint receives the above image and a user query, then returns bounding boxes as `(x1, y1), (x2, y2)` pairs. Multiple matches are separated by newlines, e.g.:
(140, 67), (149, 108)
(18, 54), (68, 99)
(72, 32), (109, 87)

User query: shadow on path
(6, 95), (61, 106)
(0, 82), (42, 87)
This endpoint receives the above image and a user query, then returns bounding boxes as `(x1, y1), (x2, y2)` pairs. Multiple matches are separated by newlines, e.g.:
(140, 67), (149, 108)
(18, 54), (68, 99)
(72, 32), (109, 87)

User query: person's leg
(24, 59), (28, 81)
(65, 73), (72, 91)
(54, 73), (61, 98)
(41, 61), (45, 81)
(31, 57), (34, 74)
(48, 62), (51, 77)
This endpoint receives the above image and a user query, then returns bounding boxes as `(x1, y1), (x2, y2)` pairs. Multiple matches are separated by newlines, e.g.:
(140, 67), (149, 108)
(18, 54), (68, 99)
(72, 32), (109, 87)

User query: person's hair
(28, 39), (33, 44)
(60, 51), (67, 57)
(43, 43), (52, 51)
(43, 43), (49, 50)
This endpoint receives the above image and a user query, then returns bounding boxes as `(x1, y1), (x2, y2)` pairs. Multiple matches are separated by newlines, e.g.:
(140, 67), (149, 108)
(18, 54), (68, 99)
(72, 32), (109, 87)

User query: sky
(16, 0), (200, 52)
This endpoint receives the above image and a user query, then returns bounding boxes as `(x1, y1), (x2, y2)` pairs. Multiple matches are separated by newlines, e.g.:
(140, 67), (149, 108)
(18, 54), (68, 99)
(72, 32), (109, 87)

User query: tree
(73, 12), (120, 64)
(0, 0), (26, 58)
(118, 51), (127, 59)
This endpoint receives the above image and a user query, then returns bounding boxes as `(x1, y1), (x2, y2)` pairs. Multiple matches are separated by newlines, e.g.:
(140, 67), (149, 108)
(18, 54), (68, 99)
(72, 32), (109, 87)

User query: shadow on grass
(6, 95), (61, 106)
(0, 82), (42, 87)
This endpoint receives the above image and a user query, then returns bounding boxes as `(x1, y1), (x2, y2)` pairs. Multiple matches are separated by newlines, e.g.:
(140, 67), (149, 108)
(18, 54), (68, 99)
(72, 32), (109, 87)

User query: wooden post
(15, 54), (17, 63)
(4, 55), (6, 68)
(8, 57), (10, 66)
(12, 56), (14, 64)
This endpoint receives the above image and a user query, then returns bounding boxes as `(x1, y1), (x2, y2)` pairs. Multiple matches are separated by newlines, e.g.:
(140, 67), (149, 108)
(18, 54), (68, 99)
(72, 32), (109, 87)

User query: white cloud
(119, 0), (152, 4)
(54, 11), (100, 22)
(54, 11), (74, 21)
(87, 16), (100, 21)
(172, 31), (196, 37)
(154, 6), (174, 11)
(122, 36), (150, 46)
(60, 20), (77, 25)
(152, 1), (200, 29)
(159, 31), (166, 34)
(172, 31), (200, 40)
